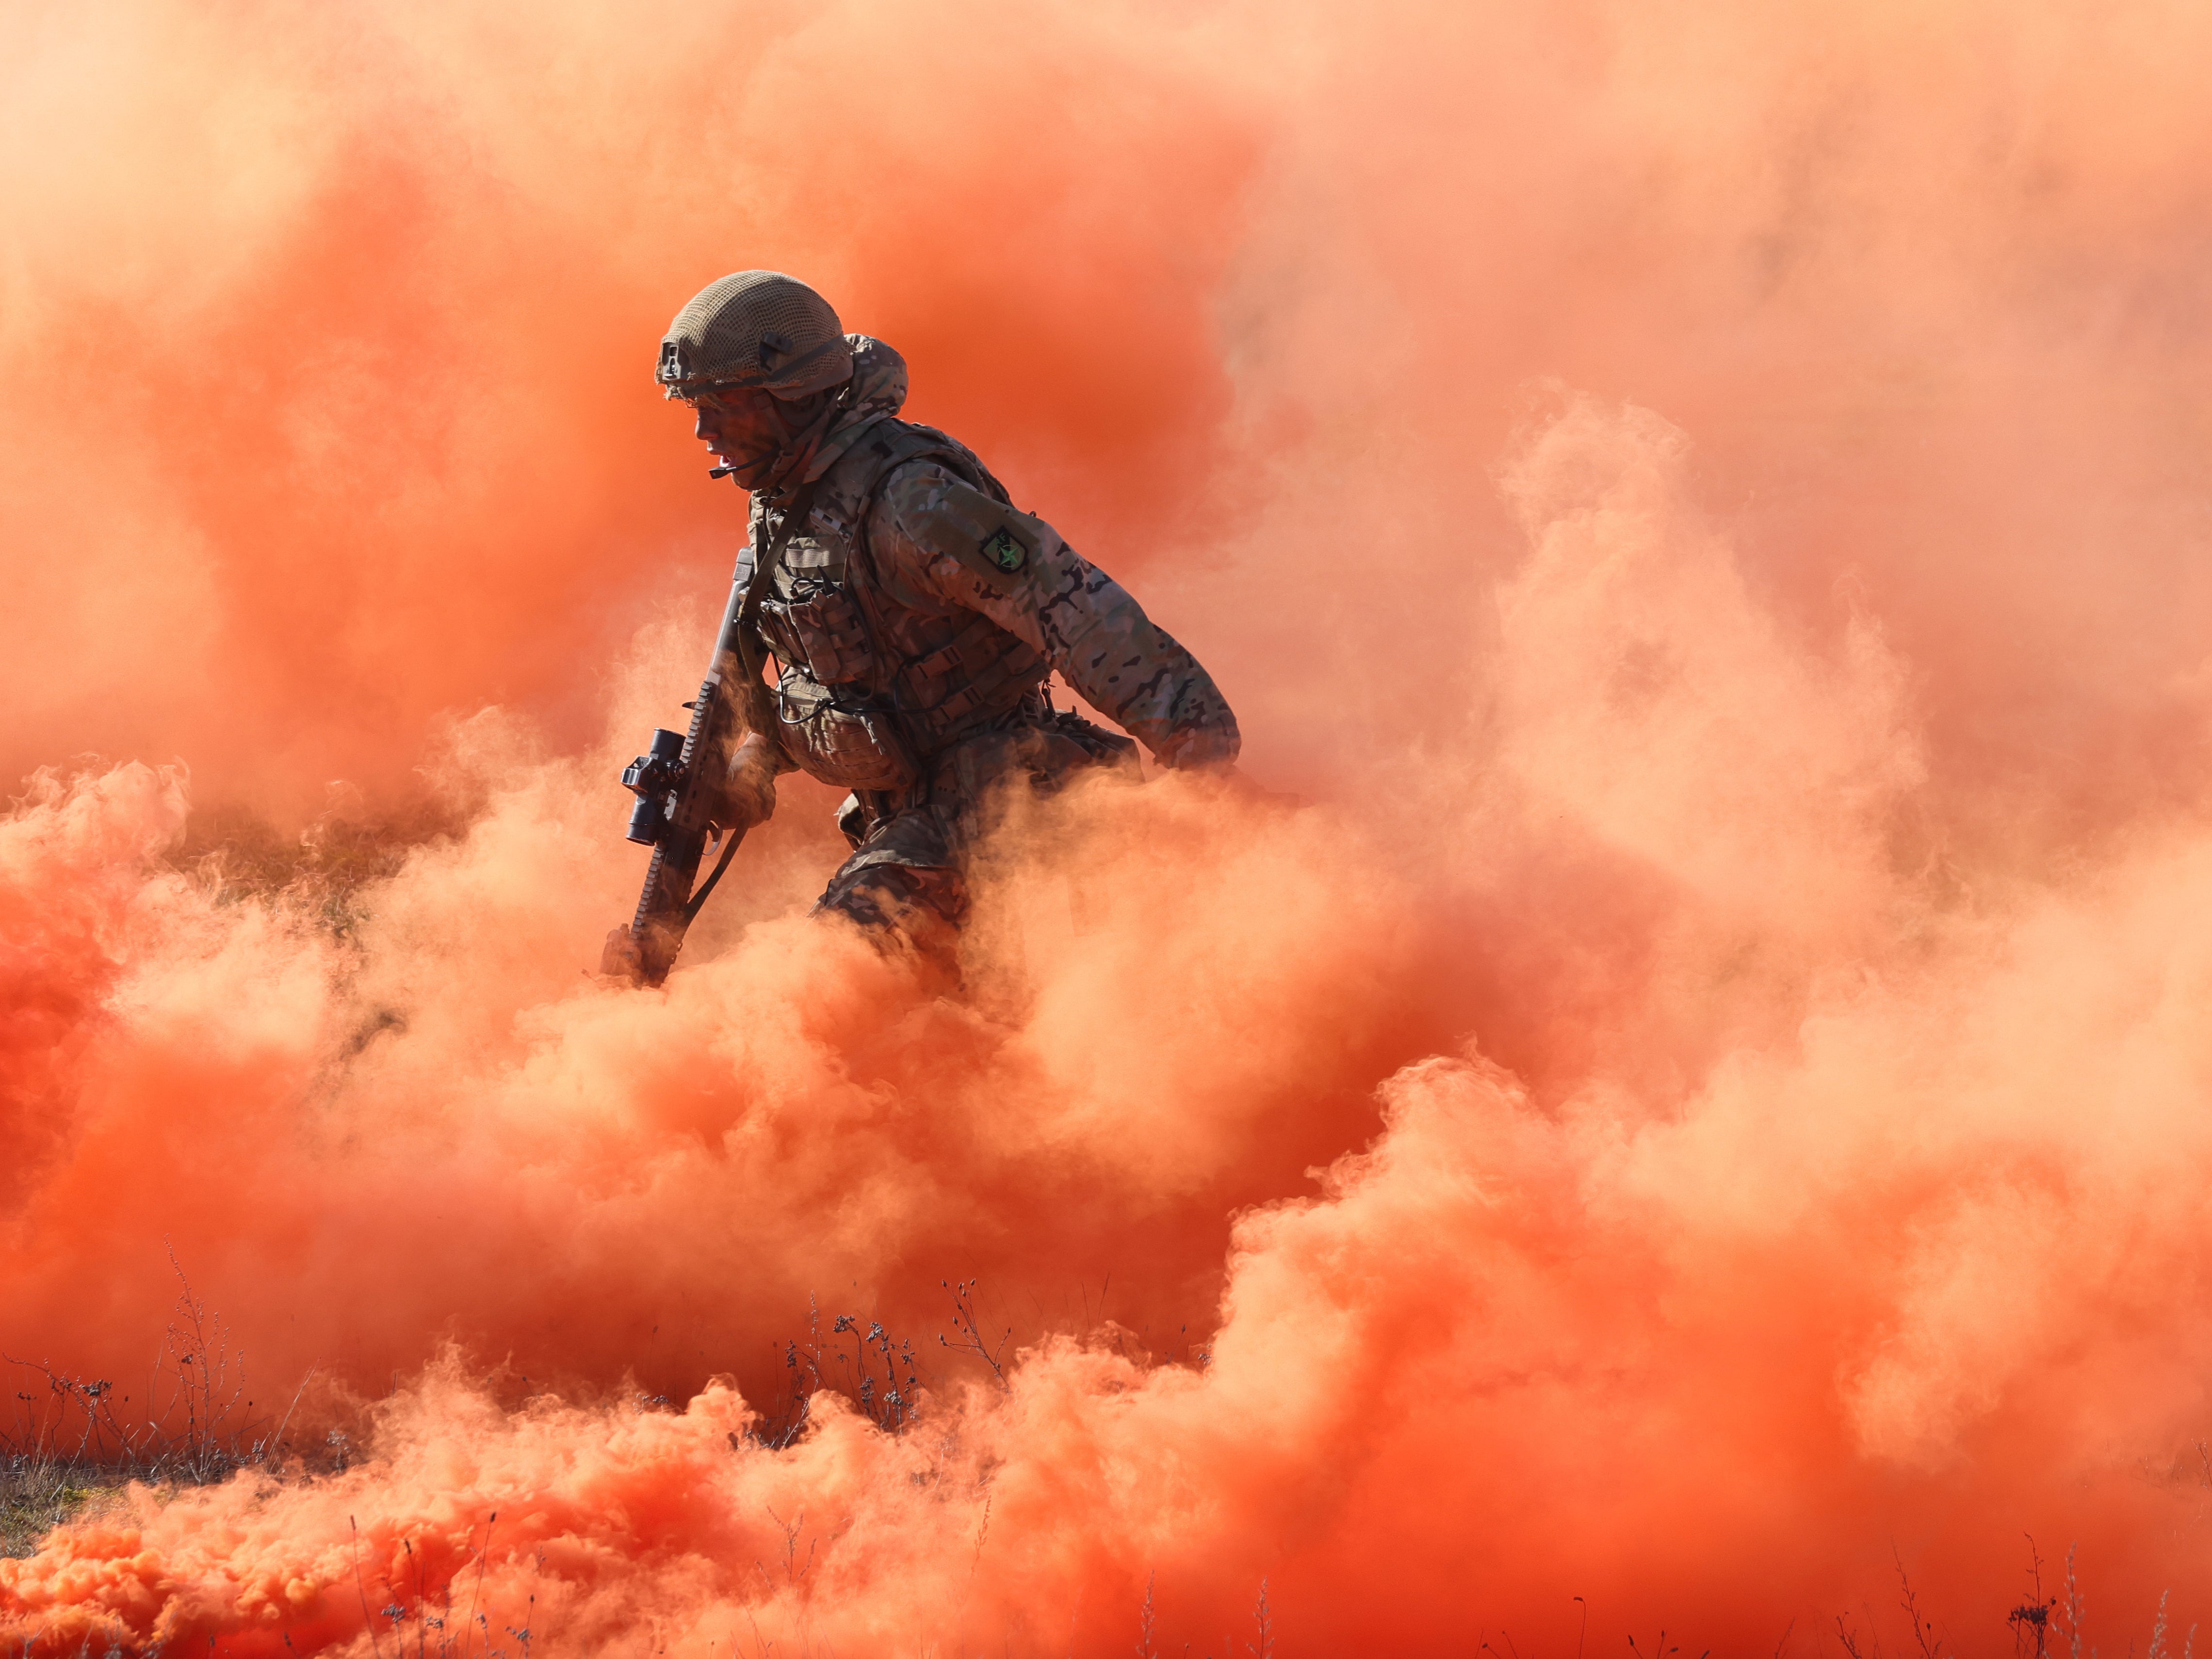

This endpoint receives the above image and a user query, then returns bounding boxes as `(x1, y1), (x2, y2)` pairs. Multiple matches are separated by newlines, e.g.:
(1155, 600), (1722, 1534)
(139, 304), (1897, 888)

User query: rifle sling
(683, 824), (747, 923)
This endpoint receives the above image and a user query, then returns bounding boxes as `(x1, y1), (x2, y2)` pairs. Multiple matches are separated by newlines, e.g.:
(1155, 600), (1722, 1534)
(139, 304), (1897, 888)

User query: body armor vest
(749, 419), (1048, 793)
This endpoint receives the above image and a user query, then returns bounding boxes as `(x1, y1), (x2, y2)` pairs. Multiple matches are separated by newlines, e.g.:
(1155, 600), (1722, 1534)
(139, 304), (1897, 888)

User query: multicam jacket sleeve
(865, 460), (1241, 768)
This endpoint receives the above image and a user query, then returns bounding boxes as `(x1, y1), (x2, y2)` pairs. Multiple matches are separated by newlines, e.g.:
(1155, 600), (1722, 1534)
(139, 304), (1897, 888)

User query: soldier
(653, 270), (1240, 959)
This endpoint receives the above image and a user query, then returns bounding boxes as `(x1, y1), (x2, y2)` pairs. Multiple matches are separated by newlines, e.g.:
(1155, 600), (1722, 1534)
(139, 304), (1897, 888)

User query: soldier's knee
(815, 863), (967, 963)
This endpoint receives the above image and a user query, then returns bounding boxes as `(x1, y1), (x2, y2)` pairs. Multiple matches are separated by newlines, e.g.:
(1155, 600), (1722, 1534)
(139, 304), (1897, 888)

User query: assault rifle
(602, 482), (814, 986)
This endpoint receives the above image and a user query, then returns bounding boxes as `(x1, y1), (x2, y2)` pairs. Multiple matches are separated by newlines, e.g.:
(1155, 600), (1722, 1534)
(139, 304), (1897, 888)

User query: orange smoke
(10, 0), (2212, 1652)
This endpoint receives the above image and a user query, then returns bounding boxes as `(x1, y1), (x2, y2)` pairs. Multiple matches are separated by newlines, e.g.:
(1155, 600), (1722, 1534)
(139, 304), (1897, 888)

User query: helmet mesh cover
(658, 271), (853, 398)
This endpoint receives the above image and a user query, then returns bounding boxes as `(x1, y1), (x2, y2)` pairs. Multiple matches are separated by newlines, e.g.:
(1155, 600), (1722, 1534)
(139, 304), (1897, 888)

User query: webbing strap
(902, 608), (1028, 689)
(901, 615), (1045, 725)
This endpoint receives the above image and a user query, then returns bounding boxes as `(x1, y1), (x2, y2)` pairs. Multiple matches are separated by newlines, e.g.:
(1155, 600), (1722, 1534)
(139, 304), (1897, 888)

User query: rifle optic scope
(620, 727), (687, 846)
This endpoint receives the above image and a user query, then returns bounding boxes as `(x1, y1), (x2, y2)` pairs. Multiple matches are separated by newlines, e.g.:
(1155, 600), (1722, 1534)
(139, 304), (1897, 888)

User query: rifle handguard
(605, 477), (823, 988)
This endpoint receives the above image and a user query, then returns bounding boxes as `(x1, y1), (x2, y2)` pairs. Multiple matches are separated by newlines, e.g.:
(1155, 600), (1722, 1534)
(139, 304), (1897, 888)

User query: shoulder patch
(981, 526), (1027, 574)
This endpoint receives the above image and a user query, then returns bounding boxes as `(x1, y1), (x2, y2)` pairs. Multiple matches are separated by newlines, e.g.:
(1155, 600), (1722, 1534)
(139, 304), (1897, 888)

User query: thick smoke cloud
(8, 0), (2212, 1652)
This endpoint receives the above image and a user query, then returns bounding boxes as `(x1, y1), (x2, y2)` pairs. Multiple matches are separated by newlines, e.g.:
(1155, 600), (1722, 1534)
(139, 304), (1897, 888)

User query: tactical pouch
(774, 678), (920, 792)
(763, 588), (873, 686)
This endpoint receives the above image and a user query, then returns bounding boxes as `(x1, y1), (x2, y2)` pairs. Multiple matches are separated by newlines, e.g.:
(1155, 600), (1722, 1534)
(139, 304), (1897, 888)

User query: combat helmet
(656, 271), (854, 400)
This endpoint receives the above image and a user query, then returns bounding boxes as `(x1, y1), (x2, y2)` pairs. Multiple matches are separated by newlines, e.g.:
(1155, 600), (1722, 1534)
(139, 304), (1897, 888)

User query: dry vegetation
(6, 1269), (2196, 1656)
(177, 795), (464, 939)
(2, 1255), (295, 1558)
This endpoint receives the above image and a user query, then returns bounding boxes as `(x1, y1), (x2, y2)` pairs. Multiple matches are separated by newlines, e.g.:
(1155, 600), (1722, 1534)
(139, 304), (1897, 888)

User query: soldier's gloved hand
(1151, 723), (1247, 779)
(1151, 723), (1239, 773)
(600, 924), (644, 984)
(716, 730), (780, 831)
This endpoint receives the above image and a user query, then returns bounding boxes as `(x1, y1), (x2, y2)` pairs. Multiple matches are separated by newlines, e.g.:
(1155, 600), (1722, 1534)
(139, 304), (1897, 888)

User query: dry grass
(179, 796), (463, 941)
(7, 1275), (2204, 1659)
(1, 1254), (305, 1559)
(0, 1460), (119, 1558)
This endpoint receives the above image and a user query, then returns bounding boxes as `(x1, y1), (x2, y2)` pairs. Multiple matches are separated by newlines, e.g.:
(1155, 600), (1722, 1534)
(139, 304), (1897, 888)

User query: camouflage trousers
(814, 702), (1138, 955)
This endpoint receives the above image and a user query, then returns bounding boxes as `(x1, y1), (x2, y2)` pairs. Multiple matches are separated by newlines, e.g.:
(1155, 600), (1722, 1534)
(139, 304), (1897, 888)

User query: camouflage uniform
(740, 336), (1238, 944)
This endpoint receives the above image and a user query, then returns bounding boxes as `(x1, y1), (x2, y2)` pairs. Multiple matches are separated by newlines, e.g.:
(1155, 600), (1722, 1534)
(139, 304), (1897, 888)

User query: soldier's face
(690, 387), (791, 487)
